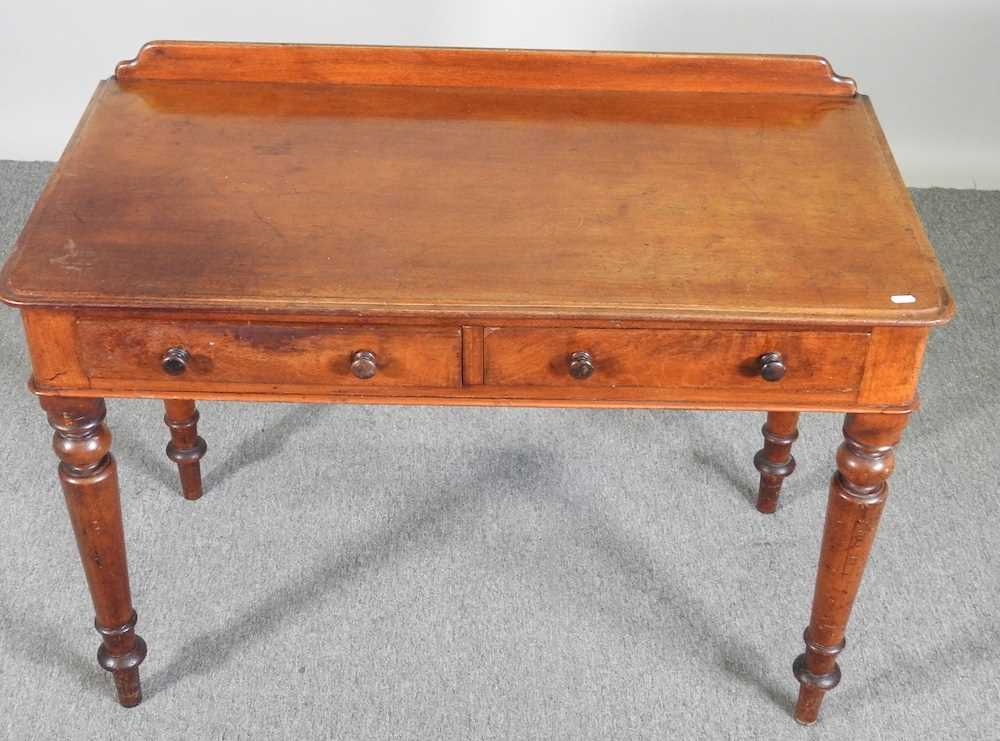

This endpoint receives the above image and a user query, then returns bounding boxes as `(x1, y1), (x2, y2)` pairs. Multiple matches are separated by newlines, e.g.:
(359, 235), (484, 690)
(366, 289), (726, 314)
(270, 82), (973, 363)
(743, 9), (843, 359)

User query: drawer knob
(350, 350), (378, 380)
(568, 350), (595, 379)
(758, 351), (786, 382)
(161, 347), (191, 375)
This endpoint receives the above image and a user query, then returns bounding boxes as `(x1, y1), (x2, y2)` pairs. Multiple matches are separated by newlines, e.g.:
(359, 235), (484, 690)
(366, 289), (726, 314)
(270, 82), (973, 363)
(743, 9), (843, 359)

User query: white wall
(2, 0), (997, 188)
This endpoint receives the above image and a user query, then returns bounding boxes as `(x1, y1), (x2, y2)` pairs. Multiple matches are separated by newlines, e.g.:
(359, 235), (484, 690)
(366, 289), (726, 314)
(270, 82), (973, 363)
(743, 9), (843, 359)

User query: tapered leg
(42, 396), (147, 707)
(164, 399), (207, 500)
(754, 411), (799, 513)
(793, 412), (910, 724)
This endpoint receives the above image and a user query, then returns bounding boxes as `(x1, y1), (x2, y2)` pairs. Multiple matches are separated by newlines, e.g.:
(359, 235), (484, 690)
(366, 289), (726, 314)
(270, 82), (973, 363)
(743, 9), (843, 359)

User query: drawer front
(483, 328), (869, 394)
(77, 319), (462, 389)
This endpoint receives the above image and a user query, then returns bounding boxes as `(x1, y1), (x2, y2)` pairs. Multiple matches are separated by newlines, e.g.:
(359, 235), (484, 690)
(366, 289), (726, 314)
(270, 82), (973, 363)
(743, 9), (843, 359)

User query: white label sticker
(890, 294), (916, 304)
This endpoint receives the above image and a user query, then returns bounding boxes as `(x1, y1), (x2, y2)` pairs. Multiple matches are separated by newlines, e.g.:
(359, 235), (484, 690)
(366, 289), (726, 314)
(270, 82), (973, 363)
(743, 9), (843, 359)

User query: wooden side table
(0, 42), (953, 724)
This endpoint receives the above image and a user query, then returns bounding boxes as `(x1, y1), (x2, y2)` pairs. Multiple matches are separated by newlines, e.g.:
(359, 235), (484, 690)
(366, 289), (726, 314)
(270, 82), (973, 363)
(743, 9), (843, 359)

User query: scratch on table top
(50, 239), (83, 272)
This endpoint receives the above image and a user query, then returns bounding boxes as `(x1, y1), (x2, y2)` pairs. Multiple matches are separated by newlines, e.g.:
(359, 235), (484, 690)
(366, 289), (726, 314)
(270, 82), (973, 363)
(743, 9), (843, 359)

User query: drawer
(76, 318), (462, 389)
(483, 328), (869, 394)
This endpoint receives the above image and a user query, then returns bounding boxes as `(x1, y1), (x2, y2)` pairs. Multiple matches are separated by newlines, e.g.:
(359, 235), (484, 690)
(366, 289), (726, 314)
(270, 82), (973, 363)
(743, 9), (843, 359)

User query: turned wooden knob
(758, 351), (786, 382)
(161, 347), (191, 375)
(350, 350), (378, 380)
(568, 350), (594, 379)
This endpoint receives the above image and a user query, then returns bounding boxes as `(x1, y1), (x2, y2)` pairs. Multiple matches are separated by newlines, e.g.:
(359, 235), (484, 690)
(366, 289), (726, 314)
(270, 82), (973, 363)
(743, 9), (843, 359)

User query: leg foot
(792, 412), (909, 724)
(43, 397), (147, 707)
(164, 399), (207, 500)
(97, 612), (148, 707)
(754, 411), (799, 513)
(792, 634), (843, 724)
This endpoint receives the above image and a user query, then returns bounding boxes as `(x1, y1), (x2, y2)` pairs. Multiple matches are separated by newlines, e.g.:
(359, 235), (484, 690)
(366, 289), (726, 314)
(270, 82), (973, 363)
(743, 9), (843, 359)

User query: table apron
(20, 309), (928, 413)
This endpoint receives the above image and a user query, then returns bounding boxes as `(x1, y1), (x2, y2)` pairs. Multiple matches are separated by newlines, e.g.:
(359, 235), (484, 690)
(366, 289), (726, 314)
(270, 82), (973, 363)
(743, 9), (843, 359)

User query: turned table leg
(42, 397), (147, 707)
(163, 399), (207, 500)
(754, 411), (799, 513)
(793, 412), (909, 724)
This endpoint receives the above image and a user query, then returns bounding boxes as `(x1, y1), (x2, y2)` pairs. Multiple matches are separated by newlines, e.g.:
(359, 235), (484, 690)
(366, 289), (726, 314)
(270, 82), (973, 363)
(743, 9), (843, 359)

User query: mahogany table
(0, 42), (953, 724)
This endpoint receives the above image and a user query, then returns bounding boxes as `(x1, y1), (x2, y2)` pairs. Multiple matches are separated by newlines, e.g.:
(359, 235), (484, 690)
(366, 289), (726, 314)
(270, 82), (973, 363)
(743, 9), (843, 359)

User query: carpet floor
(0, 160), (997, 740)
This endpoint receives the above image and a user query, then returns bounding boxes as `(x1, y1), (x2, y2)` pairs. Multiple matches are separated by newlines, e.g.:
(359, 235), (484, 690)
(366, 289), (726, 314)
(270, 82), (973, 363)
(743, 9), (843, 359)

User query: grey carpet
(0, 159), (997, 740)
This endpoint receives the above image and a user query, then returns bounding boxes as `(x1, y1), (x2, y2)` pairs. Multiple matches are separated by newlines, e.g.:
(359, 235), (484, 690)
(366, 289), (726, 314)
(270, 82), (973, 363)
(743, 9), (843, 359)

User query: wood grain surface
(76, 318), (463, 389)
(483, 327), (868, 393)
(0, 46), (951, 326)
(115, 41), (858, 96)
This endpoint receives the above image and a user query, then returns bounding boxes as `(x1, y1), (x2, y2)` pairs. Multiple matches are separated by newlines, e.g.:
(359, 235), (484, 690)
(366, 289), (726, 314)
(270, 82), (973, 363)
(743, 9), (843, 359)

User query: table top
(0, 42), (953, 326)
